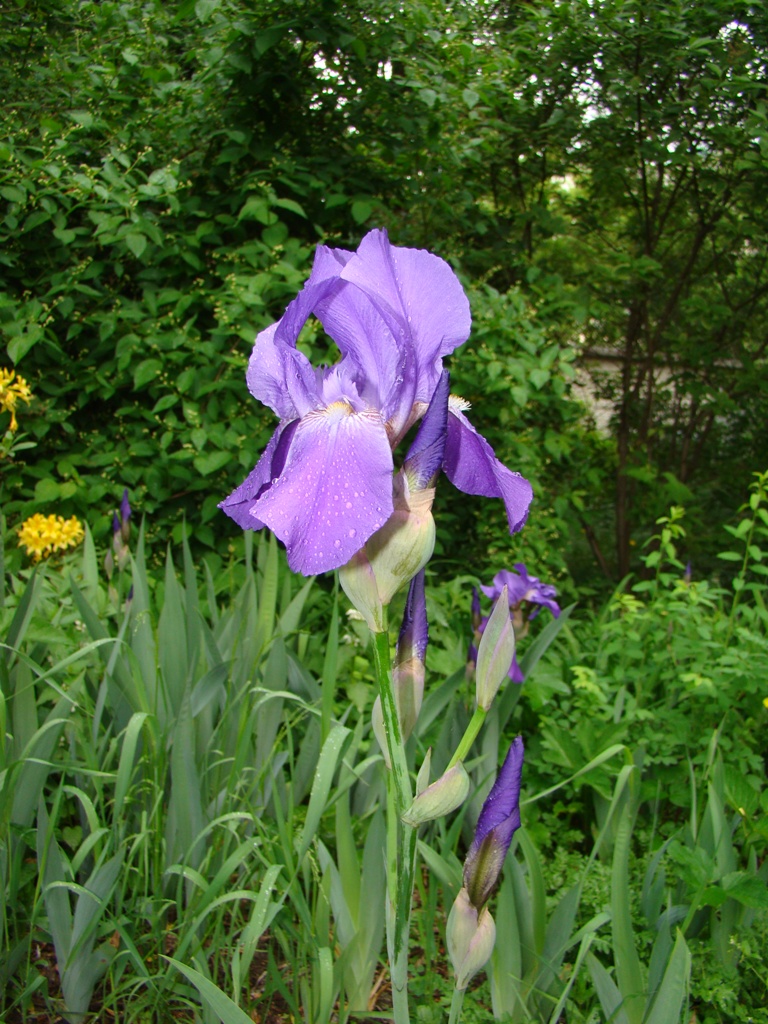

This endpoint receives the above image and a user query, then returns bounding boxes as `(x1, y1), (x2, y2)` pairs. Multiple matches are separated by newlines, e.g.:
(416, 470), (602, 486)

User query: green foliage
(436, 282), (602, 592)
(0, 0), (458, 550)
(528, 487), (768, 819)
(0, 5), (314, 543)
(2, 472), (768, 1020)
(0, 528), (341, 1020)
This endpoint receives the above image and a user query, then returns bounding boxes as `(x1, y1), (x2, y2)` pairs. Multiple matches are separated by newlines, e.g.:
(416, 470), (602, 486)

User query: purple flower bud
(120, 489), (132, 544)
(112, 512), (126, 560)
(464, 736), (524, 910)
(370, 569), (430, 765)
(396, 568), (428, 667)
(471, 586), (482, 632)
(120, 488), (131, 525)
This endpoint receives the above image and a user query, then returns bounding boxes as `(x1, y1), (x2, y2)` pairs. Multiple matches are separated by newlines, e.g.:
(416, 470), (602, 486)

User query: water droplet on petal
(349, 528), (356, 538)
(334, 539), (341, 548)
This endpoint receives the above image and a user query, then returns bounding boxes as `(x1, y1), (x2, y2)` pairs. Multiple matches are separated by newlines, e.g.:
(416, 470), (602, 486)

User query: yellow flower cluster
(18, 514), (85, 561)
(0, 368), (33, 432)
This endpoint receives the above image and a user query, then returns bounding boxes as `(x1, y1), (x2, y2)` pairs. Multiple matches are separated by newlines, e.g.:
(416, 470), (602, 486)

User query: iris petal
(250, 405), (394, 575)
(481, 566), (561, 618)
(444, 407), (533, 534)
(315, 279), (406, 416)
(341, 229), (471, 406)
(219, 422), (298, 530)
(246, 245), (351, 419)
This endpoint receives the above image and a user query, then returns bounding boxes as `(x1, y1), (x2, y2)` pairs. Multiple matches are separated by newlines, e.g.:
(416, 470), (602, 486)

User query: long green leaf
(321, 594), (339, 743)
(489, 867), (524, 1020)
(238, 863), (284, 970)
(114, 712), (150, 818)
(522, 743), (625, 805)
(587, 952), (631, 1024)
(10, 685), (81, 827)
(611, 781), (644, 1024)
(297, 722), (350, 862)
(643, 931), (691, 1024)
(314, 946), (335, 1024)
(128, 547), (158, 720)
(519, 828), (547, 957)
(547, 927), (601, 1024)
(37, 798), (73, 967)
(158, 548), (189, 717)
(166, 688), (204, 870)
(63, 849), (124, 1015)
(2, 569), (39, 665)
(166, 957), (255, 1024)
(256, 533), (279, 652)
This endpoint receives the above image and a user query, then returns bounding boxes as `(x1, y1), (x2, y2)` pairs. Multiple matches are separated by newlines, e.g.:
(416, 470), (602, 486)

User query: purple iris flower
(470, 564), (558, 683)
(219, 229), (533, 576)
(481, 563), (561, 620)
(464, 736), (524, 910)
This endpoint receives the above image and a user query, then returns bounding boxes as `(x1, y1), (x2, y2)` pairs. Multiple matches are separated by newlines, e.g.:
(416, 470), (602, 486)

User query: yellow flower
(0, 368), (33, 432)
(18, 513), (85, 561)
(763, 697), (768, 710)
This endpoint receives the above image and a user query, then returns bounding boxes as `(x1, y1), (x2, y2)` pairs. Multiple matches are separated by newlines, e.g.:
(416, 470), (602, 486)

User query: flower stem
(448, 986), (466, 1024)
(372, 627), (413, 811)
(446, 705), (487, 770)
(372, 620), (415, 1024)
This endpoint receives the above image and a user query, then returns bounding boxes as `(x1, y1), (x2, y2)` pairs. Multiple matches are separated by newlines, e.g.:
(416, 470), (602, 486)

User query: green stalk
(371, 620), (415, 1024)
(372, 627), (412, 811)
(447, 986), (466, 1024)
(446, 705), (487, 770)
(390, 820), (418, 1022)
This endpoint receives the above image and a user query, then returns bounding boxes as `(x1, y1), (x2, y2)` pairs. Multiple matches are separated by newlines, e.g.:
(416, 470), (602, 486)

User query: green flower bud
(415, 748), (432, 795)
(447, 886), (497, 991)
(475, 585), (516, 711)
(401, 762), (469, 826)
(339, 474), (435, 632)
